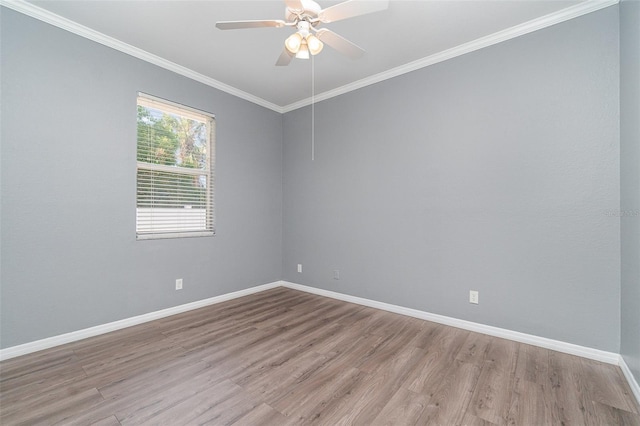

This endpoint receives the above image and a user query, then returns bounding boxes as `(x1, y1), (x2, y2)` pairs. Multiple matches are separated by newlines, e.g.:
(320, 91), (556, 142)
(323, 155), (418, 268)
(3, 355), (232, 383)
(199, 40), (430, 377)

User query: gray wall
(283, 7), (621, 351)
(620, 0), (640, 383)
(0, 4), (628, 357)
(0, 8), (283, 349)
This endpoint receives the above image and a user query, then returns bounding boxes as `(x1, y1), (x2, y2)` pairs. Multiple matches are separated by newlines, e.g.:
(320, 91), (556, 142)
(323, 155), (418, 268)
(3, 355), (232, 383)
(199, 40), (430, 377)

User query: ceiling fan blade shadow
(316, 29), (365, 59)
(276, 48), (295, 66)
(216, 20), (286, 30)
(318, 0), (388, 23)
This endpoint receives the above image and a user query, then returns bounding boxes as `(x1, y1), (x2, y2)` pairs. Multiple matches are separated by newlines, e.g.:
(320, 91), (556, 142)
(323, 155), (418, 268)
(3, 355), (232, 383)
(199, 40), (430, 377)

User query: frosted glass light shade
(285, 33), (302, 53)
(307, 35), (323, 55)
(295, 43), (310, 59)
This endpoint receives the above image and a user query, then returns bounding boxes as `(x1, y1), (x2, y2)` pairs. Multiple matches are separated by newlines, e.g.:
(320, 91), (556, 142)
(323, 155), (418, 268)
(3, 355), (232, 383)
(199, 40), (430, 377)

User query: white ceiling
(18, 0), (604, 111)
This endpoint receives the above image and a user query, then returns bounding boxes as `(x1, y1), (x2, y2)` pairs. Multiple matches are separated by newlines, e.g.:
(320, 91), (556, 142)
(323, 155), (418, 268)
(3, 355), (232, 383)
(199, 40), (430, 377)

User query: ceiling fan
(215, 0), (389, 66)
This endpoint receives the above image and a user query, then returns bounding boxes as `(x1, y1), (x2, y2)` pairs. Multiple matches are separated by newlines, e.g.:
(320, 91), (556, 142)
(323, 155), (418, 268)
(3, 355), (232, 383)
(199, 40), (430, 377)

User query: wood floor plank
(455, 332), (493, 366)
(229, 402), (288, 426)
(157, 290), (308, 335)
(177, 324), (259, 353)
(514, 342), (550, 386)
(116, 377), (241, 424)
(371, 387), (429, 425)
(356, 322), (424, 374)
(162, 318), (255, 348)
(319, 344), (425, 424)
(361, 310), (412, 337)
(0, 349), (84, 390)
(197, 326), (294, 366)
(82, 343), (188, 389)
(225, 337), (327, 386)
(0, 361), (89, 406)
(0, 374), (96, 419)
(408, 321), (444, 349)
(277, 367), (368, 422)
(321, 331), (389, 369)
(548, 350), (597, 425)
(333, 305), (374, 327)
(461, 412), (499, 426)
(506, 378), (553, 426)
(90, 415), (122, 426)
(580, 357), (640, 414)
(468, 338), (519, 425)
(415, 358), (482, 425)
(238, 350), (335, 404)
(59, 365), (233, 425)
(71, 325), (165, 362)
(123, 379), (258, 425)
(97, 356), (211, 400)
(79, 334), (180, 375)
(0, 346), (77, 377)
(334, 309), (389, 336)
(273, 303), (359, 343)
(312, 324), (382, 357)
(1, 288), (637, 425)
(590, 400), (640, 425)
(406, 326), (469, 394)
(280, 322), (347, 354)
(319, 346), (427, 425)
(0, 387), (105, 425)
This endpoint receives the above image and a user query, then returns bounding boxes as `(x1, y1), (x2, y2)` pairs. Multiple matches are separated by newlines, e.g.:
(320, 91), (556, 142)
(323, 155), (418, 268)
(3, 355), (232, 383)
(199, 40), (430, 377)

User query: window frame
(135, 92), (216, 240)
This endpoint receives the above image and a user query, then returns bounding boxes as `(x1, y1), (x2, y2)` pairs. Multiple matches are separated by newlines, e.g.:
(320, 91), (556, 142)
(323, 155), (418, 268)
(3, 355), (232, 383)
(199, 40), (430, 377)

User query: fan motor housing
(286, 0), (321, 22)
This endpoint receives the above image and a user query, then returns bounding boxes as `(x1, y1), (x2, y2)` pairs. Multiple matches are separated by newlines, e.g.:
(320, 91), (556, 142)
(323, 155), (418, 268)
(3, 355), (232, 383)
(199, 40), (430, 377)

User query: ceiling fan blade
(316, 29), (365, 59)
(215, 20), (286, 30)
(276, 48), (294, 66)
(318, 0), (388, 23)
(284, 0), (304, 11)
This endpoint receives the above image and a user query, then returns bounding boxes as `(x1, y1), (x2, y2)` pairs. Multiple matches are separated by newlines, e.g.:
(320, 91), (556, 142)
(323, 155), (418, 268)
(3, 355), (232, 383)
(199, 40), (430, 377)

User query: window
(136, 93), (215, 240)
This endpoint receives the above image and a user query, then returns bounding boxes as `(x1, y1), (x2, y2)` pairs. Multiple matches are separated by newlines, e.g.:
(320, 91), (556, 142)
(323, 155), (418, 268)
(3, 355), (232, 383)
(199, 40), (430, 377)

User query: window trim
(137, 231), (214, 241)
(138, 93), (216, 122)
(136, 92), (216, 240)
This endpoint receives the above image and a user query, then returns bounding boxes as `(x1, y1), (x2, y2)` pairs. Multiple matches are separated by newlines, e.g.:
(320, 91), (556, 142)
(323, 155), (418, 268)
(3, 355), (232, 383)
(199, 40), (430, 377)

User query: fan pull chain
(311, 53), (315, 161)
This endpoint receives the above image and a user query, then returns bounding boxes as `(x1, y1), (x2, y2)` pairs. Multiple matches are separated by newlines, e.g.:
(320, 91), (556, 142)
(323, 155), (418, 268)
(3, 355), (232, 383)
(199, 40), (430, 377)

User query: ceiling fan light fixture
(295, 42), (310, 59)
(285, 32), (303, 54)
(307, 34), (323, 55)
(215, 0), (387, 65)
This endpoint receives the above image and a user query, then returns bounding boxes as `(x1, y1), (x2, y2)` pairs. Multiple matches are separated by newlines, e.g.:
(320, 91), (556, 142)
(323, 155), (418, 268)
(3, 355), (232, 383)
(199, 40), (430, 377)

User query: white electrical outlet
(297, 264), (303, 273)
(469, 290), (479, 304)
(176, 278), (183, 290)
(333, 270), (340, 280)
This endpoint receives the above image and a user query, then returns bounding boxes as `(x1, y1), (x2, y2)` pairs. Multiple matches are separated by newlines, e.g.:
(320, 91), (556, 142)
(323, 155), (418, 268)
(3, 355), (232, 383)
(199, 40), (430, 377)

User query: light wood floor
(1, 288), (638, 425)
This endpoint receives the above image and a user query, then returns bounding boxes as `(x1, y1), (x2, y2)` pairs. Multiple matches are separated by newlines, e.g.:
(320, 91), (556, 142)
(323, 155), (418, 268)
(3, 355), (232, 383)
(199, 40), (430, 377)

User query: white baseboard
(619, 355), (640, 406)
(0, 280), (623, 367)
(2, 278), (636, 406)
(281, 281), (621, 365)
(0, 281), (281, 361)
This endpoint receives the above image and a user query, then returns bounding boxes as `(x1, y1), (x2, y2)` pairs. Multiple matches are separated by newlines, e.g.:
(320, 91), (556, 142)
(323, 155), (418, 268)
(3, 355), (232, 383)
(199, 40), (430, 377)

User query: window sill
(136, 231), (215, 241)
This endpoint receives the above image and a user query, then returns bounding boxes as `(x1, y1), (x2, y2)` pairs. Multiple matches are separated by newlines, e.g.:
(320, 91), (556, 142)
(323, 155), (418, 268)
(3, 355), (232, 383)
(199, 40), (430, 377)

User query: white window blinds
(136, 94), (215, 240)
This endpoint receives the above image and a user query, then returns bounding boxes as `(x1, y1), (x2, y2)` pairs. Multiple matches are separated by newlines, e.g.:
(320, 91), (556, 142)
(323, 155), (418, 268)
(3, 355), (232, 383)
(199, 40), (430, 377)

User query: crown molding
(1, 0), (617, 115)
(0, 0), (285, 114)
(281, 0), (619, 113)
